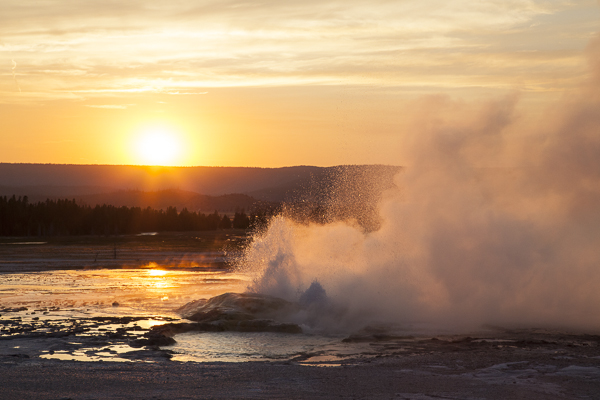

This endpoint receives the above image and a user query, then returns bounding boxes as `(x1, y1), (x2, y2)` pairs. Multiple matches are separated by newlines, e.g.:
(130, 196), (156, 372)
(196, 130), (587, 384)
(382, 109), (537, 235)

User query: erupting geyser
(240, 34), (600, 333)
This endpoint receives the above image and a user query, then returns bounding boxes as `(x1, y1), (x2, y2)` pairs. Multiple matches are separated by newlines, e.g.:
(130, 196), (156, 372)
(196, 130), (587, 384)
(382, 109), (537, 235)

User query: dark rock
(177, 292), (299, 323)
(0, 307), (28, 313)
(150, 319), (302, 335)
(7, 354), (30, 358)
(131, 331), (177, 347)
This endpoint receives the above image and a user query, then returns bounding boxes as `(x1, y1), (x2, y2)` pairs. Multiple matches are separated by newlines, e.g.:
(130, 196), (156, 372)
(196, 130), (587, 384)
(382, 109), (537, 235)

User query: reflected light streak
(148, 269), (168, 277)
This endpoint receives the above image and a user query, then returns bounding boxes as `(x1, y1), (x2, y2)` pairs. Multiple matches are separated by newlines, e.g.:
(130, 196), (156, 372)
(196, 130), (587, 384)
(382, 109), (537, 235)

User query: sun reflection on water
(0, 268), (249, 315)
(148, 269), (167, 277)
(151, 280), (171, 289)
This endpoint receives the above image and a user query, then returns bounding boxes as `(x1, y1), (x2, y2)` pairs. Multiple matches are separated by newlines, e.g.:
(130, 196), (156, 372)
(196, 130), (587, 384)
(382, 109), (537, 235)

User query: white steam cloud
(241, 34), (600, 333)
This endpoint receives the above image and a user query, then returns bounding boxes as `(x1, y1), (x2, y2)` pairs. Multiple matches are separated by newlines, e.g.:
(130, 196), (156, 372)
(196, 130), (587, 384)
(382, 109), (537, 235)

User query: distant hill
(75, 189), (267, 214)
(0, 164), (328, 197)
(0, 163), (402, 223)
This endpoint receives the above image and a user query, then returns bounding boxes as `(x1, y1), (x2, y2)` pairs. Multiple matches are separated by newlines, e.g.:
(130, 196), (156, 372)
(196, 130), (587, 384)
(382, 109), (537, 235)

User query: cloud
(84, 104), (135, 109)
(11, 58), (21, 92)
(166, 91), (208, 95)
(0, 0), (597, 102)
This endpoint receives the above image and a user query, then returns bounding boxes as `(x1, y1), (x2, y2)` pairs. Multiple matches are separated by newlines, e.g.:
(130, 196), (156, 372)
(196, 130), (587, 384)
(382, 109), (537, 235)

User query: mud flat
(1, 347), (600, 399)
(0, 231), (247, 273)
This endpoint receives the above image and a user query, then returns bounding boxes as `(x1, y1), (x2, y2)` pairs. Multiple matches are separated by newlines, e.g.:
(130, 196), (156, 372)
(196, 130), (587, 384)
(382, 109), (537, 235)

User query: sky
(1, 0), (599, 167)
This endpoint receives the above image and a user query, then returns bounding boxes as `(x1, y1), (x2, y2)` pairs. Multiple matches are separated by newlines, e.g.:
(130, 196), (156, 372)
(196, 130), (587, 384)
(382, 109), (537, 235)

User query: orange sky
(1, 1), (599, 167)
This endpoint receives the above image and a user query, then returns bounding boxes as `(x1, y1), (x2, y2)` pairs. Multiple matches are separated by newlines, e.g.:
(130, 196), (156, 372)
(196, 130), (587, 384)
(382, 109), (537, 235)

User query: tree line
(0, 195), (277, 236)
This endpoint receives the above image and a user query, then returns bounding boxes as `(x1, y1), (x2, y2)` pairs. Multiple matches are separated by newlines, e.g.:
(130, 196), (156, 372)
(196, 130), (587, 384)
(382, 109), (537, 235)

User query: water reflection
(148, 269), (167, 276)
(167, 331), (373, 363)
(0, 268), (249, 314)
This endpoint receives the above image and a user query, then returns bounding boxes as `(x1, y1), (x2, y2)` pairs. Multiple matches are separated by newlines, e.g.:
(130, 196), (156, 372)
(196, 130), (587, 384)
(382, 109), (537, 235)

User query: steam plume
(241, 34), (600, 333)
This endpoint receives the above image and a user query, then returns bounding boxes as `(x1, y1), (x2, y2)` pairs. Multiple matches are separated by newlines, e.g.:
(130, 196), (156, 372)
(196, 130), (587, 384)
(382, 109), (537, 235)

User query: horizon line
(0, 162), (402, 169)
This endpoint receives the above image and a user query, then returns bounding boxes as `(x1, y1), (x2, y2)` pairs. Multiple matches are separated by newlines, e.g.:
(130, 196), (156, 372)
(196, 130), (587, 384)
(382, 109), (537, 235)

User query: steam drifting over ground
(240, 34), (600, 334)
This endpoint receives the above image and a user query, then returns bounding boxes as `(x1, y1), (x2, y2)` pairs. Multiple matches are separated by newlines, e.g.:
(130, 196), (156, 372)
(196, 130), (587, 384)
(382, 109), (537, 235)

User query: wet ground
(0, 231), (248, 272)
(2, 319), (600, 399)
(0, 308), (177, 363)
(2, 309), (600, 399)
(1, 233), (600, 398)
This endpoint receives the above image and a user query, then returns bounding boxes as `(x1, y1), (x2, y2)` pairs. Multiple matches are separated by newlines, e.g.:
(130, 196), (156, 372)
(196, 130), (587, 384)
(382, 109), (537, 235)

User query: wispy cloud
(11, 59), (21, 92)
(84, 104), (136, 109)
(166, 91), (208, 95)
(0, 0), (597, 102)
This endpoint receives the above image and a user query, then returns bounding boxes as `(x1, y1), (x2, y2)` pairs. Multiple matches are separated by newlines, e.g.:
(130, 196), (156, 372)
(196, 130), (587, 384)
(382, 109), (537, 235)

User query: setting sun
(135, 127), (182, 166)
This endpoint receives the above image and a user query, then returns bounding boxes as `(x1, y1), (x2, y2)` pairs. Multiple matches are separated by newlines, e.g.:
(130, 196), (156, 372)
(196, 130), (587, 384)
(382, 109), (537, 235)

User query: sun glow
(135, 126), (183, 166)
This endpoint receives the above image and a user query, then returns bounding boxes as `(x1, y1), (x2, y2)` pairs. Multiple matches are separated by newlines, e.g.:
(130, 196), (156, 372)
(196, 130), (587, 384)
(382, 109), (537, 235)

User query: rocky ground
(2, 342), (600, 399)
(2, 303), (600, 400)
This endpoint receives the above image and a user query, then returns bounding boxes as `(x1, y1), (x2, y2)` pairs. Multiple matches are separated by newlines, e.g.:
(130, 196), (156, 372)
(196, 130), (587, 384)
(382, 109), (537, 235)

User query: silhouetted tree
(233, 210), (250, 229)
(221, 214), (232, 229)
(0, 196), (248, 236)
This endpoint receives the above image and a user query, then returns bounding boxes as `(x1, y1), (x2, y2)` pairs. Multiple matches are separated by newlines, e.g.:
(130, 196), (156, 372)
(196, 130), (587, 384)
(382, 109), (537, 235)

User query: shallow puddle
(165, 331), (374, 363)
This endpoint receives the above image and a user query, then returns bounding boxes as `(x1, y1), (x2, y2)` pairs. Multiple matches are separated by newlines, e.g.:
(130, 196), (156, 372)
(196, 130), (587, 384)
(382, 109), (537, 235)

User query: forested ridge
(0, 195), (268, 236)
